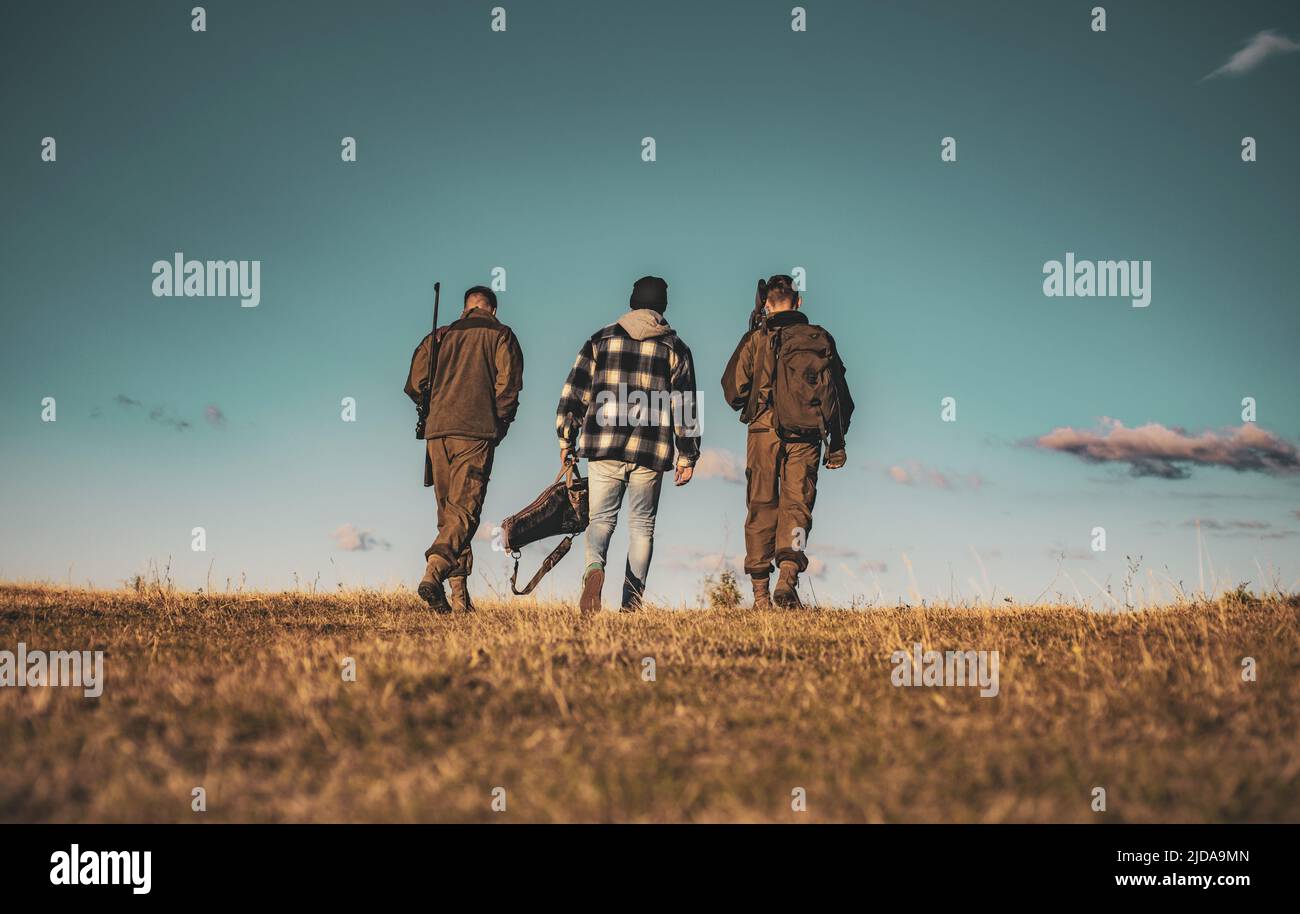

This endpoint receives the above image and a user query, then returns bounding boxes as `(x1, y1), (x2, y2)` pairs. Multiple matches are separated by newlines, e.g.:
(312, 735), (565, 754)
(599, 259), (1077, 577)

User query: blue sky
(2, 0), (1297, 605)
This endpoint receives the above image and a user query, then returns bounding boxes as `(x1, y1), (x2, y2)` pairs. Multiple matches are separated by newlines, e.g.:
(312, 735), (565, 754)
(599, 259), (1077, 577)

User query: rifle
(414, 281), (441, 438)
(750, 277), (769, 332)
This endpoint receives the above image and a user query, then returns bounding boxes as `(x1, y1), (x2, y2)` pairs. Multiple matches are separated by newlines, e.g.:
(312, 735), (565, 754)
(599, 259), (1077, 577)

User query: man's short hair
(464, 285), (498, 310)
(765, 275), (796, 307)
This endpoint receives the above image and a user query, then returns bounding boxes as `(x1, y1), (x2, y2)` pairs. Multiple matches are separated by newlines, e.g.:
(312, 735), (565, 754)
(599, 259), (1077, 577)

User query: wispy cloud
(1047, 546), (1096, 562)
(332, 523), (391, 552)
(1203, 29), (1300, 80)
(810, 544), (862, 559)
(662, 548), (744, 576)
(1188, 518), (1269, 531)
(663, 541), (874, 582)
(799, 545), (874, 578)
(148, 406), (191, 432)
(204, 405), (227, 428)
(692, 448), (744, 484)
(1185, 518), (1295, 539)
(1032, 419), (1300, 479)
(113, 394), (193, 431)
(886, 460), (984, 491)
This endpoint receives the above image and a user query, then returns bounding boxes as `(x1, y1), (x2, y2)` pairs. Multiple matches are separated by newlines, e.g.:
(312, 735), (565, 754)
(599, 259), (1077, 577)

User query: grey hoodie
(616, 308), (672, 340)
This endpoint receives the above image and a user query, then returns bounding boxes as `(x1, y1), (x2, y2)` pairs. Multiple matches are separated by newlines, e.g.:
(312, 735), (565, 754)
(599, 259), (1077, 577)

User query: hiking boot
(580, 565), (604, 615)
(448, 576), (475, 613)
(418, 579), (452, 614)
(419, 557), (452, 613)
(751, 575), (772, 611)
(772, 562), (802, 609)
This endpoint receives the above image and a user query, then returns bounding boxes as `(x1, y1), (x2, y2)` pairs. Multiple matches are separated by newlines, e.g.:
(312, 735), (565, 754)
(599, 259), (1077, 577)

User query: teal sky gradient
(2, 0), (1297, 604)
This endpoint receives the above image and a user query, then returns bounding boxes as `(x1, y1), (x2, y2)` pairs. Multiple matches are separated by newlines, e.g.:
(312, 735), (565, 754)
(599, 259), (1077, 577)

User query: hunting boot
(772, 562), (802, 609)
(580, 564), (604, 615)
(419, 560), (452, 614)
(448, 576), (475, 613)
(751, 575), (772, 611)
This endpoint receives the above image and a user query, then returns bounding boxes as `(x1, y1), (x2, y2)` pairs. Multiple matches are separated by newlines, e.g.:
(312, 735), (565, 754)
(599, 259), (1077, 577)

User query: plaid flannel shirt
(556, 322), (701, 472)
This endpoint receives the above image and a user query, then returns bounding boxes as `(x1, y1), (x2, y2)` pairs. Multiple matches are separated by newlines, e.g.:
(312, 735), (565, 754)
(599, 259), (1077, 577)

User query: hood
(615, 308), (673, 341)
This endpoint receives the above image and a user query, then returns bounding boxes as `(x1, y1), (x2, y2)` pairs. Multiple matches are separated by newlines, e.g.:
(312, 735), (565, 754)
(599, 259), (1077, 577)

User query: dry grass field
(1, 581), (1296, 823)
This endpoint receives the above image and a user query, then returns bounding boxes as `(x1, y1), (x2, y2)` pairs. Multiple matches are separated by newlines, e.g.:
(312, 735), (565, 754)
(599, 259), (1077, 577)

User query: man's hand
(560, 446), (573, 468)
(674, 465), (694, 486)
(825, 448), (846, 470)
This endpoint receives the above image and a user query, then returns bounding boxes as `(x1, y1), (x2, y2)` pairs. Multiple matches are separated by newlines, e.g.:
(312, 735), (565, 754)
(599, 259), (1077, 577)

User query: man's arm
(720, 330), (756, 414)
(403, 334), (431, 404)
(555, 337), (596, 458)
(670, 339), (701, 473)
(824, 331), (854, 467)
(828, 332), (854, 440)
(493, 328), (525, 442)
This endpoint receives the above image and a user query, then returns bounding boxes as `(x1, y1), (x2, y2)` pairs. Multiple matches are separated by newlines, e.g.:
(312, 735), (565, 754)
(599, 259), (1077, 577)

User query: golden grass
(1, 582), (1296, 823)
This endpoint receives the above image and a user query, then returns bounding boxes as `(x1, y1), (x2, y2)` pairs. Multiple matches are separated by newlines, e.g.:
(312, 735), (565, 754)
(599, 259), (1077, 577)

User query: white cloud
(1033, 419), (1299, 479)
(1203, 30), (1300, 80)
(886, 460), (983, 491)
(332, 523), (391, 552)
(693, 448), (744, 483)
(664, 549), (745, 575)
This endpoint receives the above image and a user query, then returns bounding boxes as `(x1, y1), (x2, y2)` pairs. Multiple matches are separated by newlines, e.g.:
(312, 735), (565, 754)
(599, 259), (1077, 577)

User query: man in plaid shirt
(556, 276), (701, 613)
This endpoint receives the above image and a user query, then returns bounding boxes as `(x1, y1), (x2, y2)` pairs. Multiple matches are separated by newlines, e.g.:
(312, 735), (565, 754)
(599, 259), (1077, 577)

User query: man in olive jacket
(721, 275), (852, 610)
(405, 286), (524, 613)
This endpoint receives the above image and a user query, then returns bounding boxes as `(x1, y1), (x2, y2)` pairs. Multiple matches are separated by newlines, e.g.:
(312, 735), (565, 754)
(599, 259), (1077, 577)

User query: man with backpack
(556, 276), (701, 613)
(721, 275), (854, 609)
(404, 286), (524, 613)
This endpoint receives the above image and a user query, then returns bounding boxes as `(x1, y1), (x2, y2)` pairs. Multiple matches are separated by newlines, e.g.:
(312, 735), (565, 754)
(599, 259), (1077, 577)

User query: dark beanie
(629, 276), (668, 312)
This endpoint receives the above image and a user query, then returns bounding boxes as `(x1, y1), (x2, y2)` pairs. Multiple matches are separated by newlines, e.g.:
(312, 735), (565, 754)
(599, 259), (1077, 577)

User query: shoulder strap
(509, 535), (574, 596)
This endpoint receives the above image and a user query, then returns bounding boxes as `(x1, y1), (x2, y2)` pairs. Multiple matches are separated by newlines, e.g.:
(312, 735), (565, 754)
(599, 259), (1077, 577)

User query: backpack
(769, 323), (843, 443)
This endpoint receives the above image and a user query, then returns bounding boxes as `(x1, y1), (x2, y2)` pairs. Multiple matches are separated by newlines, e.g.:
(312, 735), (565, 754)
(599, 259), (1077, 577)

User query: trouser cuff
(774, 550), (808, 572)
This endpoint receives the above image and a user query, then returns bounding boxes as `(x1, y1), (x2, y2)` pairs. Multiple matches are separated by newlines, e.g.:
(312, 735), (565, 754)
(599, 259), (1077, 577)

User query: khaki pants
(424, 436), (495, 581)
(743, 422), (820, 577)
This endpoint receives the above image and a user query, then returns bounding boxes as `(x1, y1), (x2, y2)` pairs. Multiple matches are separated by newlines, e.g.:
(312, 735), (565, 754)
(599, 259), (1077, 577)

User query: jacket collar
(460, 305), (498, 322)
(765, 310), (808, 329)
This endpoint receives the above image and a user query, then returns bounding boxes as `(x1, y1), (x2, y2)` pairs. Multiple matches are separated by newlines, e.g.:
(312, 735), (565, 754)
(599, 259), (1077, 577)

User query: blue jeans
(585, 460), (664, 609)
